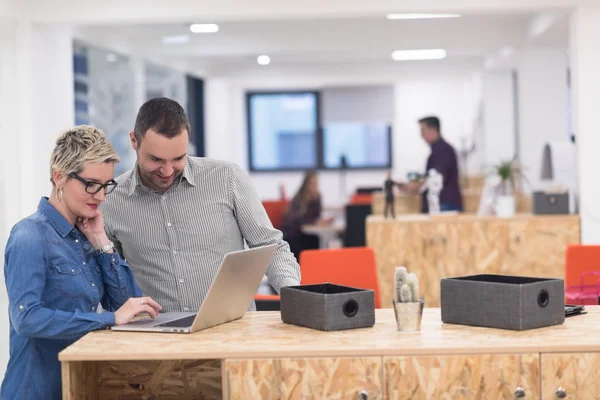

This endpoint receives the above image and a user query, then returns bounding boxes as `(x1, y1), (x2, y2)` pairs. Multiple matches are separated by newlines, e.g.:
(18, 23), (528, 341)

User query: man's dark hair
(418, 116), (441, 133)
(133, 97), (191, 143)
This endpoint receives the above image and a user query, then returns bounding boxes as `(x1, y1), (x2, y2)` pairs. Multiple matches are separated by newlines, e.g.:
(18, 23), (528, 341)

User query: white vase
(496, 195), (516, 217)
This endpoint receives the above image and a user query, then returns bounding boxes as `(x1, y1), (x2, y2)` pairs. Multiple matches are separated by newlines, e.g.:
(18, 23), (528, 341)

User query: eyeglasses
(68, 172), (118, 195)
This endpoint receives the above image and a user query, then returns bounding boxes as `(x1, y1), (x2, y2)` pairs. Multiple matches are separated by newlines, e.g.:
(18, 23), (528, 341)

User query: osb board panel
(367, 215), (578, 308)
(62, 361), (98, 400)
(94, 359), (222, 400)
(541, 353), (600, 400)
(502, 218), (580, 278)
(224, 357), (382, 400)
(385, 354), (539, 400)
(366, 218), (425, 308)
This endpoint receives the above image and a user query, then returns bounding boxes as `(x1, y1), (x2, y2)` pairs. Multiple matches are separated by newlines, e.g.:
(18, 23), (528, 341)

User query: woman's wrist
(90, 233), (111, 250)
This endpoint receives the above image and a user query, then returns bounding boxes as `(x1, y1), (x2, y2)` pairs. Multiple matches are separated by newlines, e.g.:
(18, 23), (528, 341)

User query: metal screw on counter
(357, 390), (368, 400)
(555, 387), (567, 398)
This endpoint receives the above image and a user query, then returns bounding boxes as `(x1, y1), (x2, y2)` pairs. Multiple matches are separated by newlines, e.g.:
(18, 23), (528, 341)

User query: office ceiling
(74, 11), (569, 75)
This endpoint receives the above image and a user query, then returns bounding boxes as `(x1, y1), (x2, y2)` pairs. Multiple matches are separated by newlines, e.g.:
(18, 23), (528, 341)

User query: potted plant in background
(491, 156), (525, 218)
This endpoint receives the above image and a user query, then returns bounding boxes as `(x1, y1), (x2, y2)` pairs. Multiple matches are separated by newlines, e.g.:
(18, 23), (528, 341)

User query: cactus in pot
(394, 266), (420, 303)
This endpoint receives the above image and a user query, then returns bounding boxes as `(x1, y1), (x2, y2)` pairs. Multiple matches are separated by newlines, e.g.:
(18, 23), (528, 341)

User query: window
(247, 91), (319, 171)
(323, 122), (391, 169)
(246, 87), (393, 171)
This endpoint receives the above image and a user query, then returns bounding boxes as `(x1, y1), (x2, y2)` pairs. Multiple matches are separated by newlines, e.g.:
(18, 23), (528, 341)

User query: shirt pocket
(51, 261), (88, 298)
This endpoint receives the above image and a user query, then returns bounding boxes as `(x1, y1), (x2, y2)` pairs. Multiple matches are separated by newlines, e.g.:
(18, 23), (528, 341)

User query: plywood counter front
(366, 213), (580, 308)
(61, 307), (600, 399)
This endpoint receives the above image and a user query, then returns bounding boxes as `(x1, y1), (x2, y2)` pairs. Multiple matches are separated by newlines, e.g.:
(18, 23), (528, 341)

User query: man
(402, 116), (463, 213)
(100, 97), (300, 313)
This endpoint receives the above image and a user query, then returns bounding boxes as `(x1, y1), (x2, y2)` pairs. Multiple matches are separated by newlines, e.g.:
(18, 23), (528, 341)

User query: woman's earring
(57, 188), (63, 202)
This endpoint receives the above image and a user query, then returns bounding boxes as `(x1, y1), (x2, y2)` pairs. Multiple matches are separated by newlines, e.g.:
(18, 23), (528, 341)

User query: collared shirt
(1, 198), (141, 400)
(100, 157), (301, 313)
(422, 138), (463, 212)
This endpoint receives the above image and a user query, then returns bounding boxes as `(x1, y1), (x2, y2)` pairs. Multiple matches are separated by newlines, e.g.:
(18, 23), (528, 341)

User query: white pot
(496, 195), (516, 217)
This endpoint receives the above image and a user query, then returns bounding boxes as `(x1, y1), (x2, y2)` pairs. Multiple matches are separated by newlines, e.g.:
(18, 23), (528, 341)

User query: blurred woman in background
(281, 169), (331, 260)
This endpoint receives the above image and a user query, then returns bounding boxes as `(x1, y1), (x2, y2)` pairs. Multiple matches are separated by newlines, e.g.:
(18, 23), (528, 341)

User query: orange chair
(253, 293), (281, 311)
(299, 247), (381, 308)
(565, 244), (600, 305)
(349, 193), (372, 205)
(262, 200), (289, 230)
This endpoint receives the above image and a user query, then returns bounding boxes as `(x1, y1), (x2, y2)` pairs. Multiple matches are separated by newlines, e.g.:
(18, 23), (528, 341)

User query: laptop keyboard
(157, 315), (197, 328)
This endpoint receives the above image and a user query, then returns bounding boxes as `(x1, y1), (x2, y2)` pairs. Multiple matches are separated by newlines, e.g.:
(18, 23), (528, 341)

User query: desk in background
(370, 190), (532, 215)
(367, 213), (580, 308)
(61, 307), (600, 399)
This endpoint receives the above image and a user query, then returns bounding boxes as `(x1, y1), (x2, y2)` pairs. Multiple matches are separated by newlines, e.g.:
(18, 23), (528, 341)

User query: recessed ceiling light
(161, 35), (190, 44)
(106, 53), (117, 62)
(189, 23), (219, 33)
(391, 49), (447, 61)
(257, 55), (271, 65)
(387, 13), (461, 20)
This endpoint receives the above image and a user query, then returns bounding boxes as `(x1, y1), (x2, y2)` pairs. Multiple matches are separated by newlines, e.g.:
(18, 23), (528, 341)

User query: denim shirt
(1, 198), (143, 400)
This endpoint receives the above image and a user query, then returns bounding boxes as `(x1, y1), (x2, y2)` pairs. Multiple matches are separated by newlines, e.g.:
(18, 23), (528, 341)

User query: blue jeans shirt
(1, 198), (143, 400)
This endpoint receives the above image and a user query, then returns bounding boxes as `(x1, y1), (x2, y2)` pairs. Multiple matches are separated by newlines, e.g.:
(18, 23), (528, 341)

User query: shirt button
(112, 257), (115, 262)
(91, 283), (95, 287)
(162, 195), (167, 200)
(173, 250), (177, 255)
(167, 223), (172, 227)
(91, 306), (96, 311)
(179, 279), (184, 284)
(75, 239), (79, 243)
(183, 307), (189, 312)
(83, 262), (86, 265)
(71, 269), (75, 273)
(19, 305), (24, 311)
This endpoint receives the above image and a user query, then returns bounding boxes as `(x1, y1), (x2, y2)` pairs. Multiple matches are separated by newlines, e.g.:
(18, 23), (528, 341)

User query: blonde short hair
(49, 125), (120, 184)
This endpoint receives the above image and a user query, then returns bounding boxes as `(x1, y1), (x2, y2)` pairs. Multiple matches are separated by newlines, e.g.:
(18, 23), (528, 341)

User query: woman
(281, 169), (331, 260)
(1, 126), (162, 400)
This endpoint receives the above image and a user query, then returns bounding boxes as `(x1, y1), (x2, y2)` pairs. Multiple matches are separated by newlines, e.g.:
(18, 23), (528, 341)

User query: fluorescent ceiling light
(190, 23), (219, 33)
(161, 35), (190, 44)
(391, 49), (447, 61)
(257, 55), (271, 65)
(387, 13), (461, 20)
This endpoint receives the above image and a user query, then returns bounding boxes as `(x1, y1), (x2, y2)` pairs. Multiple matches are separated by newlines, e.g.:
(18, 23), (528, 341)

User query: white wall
(205, 62), (481, 205)
(482, 71), (517, 167)
(570, 7), (600, 243)
(517, 48), (569, 192)
(0, 19), (74, 382)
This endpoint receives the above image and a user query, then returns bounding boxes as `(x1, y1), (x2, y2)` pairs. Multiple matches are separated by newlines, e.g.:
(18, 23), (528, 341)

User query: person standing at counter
(1, 126), (161, 400)
(400, 116), (463, 212)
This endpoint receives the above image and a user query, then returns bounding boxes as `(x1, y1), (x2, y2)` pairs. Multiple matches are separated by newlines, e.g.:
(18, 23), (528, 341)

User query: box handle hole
(538, 289), (550, 308)
(343, 299), (359, 317)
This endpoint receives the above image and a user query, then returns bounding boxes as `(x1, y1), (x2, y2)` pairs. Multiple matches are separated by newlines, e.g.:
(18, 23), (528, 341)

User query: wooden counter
(366, 213), (580, 308)
(61, 307), (600, 399)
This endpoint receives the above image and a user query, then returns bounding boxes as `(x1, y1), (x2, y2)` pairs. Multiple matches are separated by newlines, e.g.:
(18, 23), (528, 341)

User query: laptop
(111, 243), (278, 333)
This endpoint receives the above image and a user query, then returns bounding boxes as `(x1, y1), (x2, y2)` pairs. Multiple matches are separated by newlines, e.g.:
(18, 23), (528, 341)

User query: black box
(441, 274), (565, 331)
(280, 283), (375, 331)
(533, 192), (569, 215)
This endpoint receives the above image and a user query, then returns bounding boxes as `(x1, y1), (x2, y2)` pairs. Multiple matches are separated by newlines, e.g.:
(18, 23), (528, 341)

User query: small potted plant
(490, 156), (525, 217)
(392, 266), (424, 332)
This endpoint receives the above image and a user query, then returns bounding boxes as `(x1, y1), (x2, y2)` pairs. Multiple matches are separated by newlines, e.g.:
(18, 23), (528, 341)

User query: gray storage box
(533, 191), (569, 214)
(441, 274), (565, 331)
(280, 283), (375, 331)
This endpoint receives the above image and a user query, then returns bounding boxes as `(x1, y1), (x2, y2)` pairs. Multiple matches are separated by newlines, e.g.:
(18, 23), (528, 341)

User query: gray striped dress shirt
(100, 157), (301, 312)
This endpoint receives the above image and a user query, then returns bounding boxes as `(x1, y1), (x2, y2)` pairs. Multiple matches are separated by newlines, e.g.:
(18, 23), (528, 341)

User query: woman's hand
(76, 210), (111, 250)
(114, 297), (163, 325)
